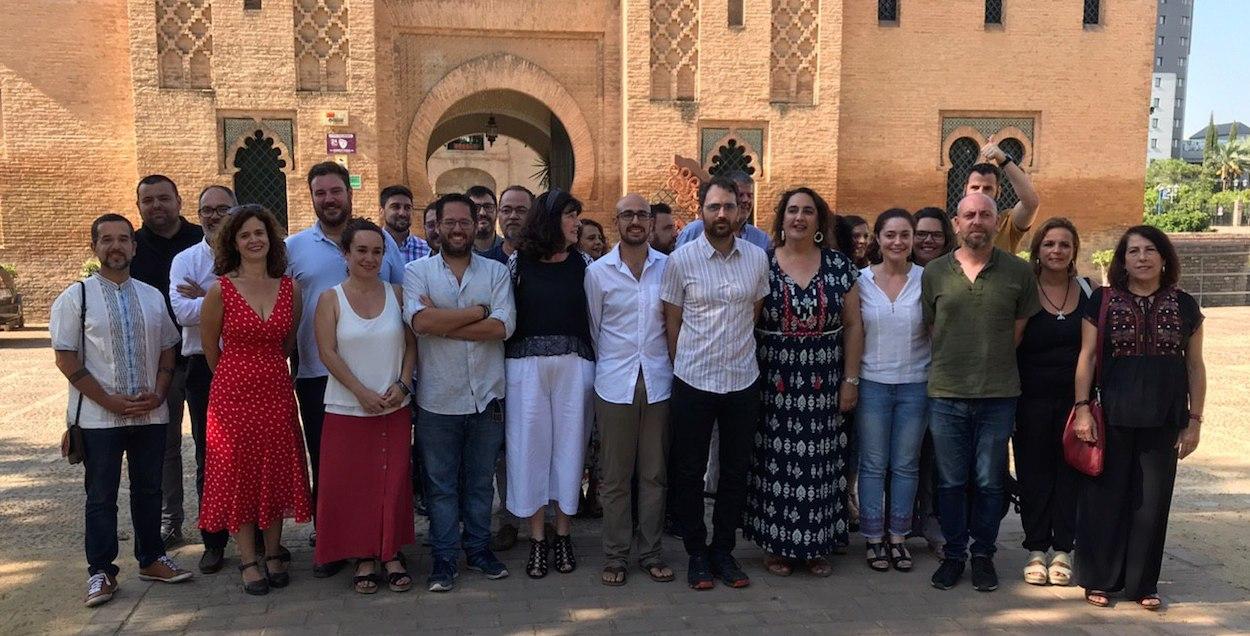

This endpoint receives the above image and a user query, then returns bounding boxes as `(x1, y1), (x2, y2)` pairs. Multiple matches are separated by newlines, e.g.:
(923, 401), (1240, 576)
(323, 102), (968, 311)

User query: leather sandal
(238, 561), (269, 596)
(806, 557), (833, 578)
(382, 554), (411, 593)
(264, 554), (290, 588)
(866, 542), (890, 572)
(1138, 595), (1162, 611)
(601, 563), (627, 586)
(1085, 589), (1111, 608)
(526, 538), (549, 579)
(764, 554), (794, 577)
(552, 534), (576, 574)
(641, 561), (674, 583)
(888, 542), (912, 572)
(1048, 551), (1073, 586)
(352, 559), (379, 594)
(1023, 551), (1049, 585)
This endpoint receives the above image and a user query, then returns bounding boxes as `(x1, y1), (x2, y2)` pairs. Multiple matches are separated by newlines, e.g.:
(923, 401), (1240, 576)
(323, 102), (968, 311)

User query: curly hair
(519, 189), (583, 260)
(1108, 225), (1181, 291)
(770, 187), (833, 249)
(1027, 217), (1081, 277)
(213, 204), (287, 278)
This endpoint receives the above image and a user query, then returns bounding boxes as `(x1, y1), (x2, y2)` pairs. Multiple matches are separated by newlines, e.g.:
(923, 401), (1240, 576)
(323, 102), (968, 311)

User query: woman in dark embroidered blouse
(1072, 225), (1206, 611)
(503, 189), (596, 579)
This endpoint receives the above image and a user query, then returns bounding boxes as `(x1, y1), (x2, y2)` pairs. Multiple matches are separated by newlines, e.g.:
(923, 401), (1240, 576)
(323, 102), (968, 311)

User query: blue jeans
(856, 380), (929, 541)
(82, 424), (168, 576)
(928, 397), (1016, 561)
(417, 400), (505, 560)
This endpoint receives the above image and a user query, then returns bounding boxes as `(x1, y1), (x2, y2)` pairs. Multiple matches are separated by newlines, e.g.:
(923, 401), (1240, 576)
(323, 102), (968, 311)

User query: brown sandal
(601, 564), (627, 586)
(1085, 590), (1110, 608)
(764, 554), (793, 577)
(806, 557), (833, 578)
(1139, 595), (1162, 611)
(641, 561), (675, 583)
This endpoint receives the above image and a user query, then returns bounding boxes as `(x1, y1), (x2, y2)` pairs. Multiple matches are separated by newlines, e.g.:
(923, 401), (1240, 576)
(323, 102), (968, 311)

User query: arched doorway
(232, 130), (289, 228)
(434, 167), (497, 196)
(405, 54), (595, 203)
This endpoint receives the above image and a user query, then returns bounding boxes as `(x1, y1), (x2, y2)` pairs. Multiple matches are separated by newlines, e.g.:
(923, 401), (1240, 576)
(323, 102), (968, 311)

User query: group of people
(53, 140), (1205, 613)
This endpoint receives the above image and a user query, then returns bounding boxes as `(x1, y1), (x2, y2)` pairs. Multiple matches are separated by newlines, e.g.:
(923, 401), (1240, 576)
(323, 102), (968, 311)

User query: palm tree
(1211, 140), (1250, 191)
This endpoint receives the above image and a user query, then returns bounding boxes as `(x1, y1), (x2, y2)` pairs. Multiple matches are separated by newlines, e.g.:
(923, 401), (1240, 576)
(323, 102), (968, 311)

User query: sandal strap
(237, 560), (260, 572)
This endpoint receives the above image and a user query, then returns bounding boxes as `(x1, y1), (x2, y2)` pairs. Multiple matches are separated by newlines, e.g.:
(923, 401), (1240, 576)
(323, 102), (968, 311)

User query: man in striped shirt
(661, 176), (769, 591)
(379, 184), (431, 263)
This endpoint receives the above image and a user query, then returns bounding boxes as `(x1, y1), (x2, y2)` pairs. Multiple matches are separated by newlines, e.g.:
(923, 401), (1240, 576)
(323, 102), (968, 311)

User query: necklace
(1038, 277), (1072, 320)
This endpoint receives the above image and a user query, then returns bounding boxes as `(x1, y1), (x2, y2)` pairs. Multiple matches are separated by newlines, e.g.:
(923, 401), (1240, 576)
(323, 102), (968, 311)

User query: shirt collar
(93, 272), (132, 291)
(697, 231), (738, 260)
(603, 245), (661, 274)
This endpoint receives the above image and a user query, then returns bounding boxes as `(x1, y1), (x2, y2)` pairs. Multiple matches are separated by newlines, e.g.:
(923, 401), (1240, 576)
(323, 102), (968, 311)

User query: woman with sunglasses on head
(504, 190), (596, 579)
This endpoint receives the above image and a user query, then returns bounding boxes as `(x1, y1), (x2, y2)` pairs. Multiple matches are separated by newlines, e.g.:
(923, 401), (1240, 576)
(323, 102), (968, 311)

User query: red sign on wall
(326, 133), (357, 154)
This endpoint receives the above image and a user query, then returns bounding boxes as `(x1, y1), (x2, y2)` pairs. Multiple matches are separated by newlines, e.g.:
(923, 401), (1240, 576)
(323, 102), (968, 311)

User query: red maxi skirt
(313, 408), (415, 564)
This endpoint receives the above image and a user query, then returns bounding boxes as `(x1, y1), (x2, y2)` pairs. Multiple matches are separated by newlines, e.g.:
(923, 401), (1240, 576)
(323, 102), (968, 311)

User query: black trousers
(1076, 425), (1179, 599)
(186, 354), (228, 550)
(294, 376), (329, 521)
(1013, 396), (1078, 553)
(669, 378), (758, 557)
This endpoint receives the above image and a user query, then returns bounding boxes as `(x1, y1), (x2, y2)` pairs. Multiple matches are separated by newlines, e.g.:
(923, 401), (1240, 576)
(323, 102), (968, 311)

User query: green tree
(1145, 158), (1203, 189)
(1204, 112), (1218, 161)
(1230, 121), (1241, 145)
(1211, 140), (1250, 191)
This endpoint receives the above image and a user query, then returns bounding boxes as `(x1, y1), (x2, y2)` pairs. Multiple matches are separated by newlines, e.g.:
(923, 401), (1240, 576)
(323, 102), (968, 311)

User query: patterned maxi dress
(743, 248), (857, 559)
(199, 275), (312, 534)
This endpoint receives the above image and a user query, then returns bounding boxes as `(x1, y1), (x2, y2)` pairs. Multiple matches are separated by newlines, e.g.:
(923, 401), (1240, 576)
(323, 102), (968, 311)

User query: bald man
(920, 192), (1040, 593)
(584, 193), (675, 585)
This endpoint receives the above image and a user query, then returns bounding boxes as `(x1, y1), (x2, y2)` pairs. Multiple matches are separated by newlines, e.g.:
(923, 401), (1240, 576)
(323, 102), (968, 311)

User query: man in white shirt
(168, 185), (235, 573)
(661, 177), (769, 590)
(585, 194), (674, 586)
(51, 214), (194, 608)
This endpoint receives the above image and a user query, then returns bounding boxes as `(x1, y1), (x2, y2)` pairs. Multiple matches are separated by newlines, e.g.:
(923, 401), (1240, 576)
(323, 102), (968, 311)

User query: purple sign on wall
(326, 133), (357, 154)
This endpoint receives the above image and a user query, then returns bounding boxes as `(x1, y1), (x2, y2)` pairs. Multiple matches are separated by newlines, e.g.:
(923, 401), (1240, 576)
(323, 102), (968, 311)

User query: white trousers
(505, 354), (595, 518)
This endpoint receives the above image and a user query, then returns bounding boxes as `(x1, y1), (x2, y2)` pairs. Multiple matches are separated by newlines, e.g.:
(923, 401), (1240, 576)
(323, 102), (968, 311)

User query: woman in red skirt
(200, 205), (312, 595)
(313, 219), (417, 593)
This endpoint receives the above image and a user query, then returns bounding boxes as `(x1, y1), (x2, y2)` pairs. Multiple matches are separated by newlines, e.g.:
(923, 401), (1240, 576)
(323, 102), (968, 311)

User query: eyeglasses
(499, 206), (528, 216)
(198, 205), (233, 218)
(914, 231), (945, 242)
(477, 203), (497, 214)
(703, 202), (739, 214)
(616, 210), (651, 222)
(440, 219), (474, 229)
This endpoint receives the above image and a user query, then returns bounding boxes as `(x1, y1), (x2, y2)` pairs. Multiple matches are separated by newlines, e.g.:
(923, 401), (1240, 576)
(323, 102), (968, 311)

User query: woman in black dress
(1014, 218), (1091, 587)
(743, 188), (863, 577)
(1073, 225), (1206, 610)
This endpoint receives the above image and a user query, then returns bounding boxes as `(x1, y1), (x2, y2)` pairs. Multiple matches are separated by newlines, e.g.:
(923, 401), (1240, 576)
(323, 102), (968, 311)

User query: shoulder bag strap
(1093, 287), (1111, 393)
(71, 280), (86, 429)
(1076, 276), (1093, 298)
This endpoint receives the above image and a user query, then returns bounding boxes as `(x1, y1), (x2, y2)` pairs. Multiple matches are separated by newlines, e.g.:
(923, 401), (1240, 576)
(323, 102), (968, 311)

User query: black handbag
(60, 281), (86, 465)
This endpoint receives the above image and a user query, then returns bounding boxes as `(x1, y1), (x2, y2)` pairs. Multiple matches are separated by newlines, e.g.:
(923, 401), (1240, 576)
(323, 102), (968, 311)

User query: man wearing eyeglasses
(131, 175), (204, 551)
(467, 185), (503, 255)
(481, 185), (532, 267)
(168, 185), (235, 573)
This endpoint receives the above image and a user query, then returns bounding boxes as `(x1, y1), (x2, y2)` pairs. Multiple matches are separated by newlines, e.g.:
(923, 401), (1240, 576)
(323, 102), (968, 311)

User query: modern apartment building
(1148, 0), (1195, 160)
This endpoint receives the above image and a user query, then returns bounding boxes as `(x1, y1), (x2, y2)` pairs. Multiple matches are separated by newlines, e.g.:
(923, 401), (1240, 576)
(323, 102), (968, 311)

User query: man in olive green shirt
(921, 193), (1040, 593)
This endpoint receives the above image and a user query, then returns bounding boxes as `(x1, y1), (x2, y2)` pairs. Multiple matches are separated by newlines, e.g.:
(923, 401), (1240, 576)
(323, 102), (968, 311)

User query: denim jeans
(928, 397), (1016, 561)
(856, 380), (929, 541)
(82, 424), (167, 576)
(417, 400), (505, 560)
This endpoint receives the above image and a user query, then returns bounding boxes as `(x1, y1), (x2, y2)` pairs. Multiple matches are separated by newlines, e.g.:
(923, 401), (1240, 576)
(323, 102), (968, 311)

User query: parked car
(0, 267), (24, 330)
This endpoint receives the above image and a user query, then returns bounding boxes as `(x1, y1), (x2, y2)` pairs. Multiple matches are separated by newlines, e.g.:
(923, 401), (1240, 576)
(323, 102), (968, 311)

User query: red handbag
(1063, 287), (1110, 477)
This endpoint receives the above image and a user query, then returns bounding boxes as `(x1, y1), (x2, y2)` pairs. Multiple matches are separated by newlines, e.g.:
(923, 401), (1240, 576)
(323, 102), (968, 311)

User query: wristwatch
(999, 154), (1017, 168)
(479, 304), (490, 320)
(844, 376), (860, 386)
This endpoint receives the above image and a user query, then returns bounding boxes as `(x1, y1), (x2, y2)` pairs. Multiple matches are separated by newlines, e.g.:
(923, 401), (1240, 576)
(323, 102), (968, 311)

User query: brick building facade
(0, 0), (1155, 315)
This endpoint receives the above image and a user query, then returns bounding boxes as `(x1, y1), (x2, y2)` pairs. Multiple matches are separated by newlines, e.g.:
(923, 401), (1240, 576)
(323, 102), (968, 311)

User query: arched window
(946, 137), (980, 215)
(997, 137), (1025, 212)
(233, 130), (289, 229)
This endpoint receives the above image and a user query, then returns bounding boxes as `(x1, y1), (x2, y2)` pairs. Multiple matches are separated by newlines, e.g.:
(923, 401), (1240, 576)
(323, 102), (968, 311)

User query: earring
(781, 229), (787, 243)
(813, 231), (824, 244)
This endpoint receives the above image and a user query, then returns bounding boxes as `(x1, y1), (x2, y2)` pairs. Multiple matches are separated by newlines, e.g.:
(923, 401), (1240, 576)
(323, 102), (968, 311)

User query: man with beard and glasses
(921, 193), (1040, 593)
(586, 194), (674, 586)
(422, 202), (441, 255)
(52, 214), (194, 607)
(649, 202), (677, 255)
(964, 139), (1041, 253)
(405, 193), (516, 591)
(467, 185), (503, 255)
(286, 162), (407, 577)
(168, 185), (242, 574)
(379, 184), (431, 263)
(675, 171), (769, 251)
(662, 176), (768, 590)
(481, 185), (532, 266)
(131, 175), (203, 550)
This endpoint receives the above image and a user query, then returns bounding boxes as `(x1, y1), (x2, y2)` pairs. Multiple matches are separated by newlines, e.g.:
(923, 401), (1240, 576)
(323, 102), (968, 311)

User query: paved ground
(2, 309), (1250, 635)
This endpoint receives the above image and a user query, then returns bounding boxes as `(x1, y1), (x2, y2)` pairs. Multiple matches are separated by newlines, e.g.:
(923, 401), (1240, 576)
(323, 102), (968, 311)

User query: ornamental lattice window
(294, 0), (349, 92)
(770, 0), (819, 104)
(650, 0), (699, 100)
(985, 0), (1003, 25)
(1083, 0), (1101, 26)
(156, 0), (213, 89)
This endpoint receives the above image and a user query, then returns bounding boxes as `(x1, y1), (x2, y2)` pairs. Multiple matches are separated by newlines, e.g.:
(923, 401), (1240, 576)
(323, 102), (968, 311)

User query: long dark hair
(771, 187), (833, 249)
(213, 204), (287, 278)
(1108, 224), (1181, 291)
(1028, 217), (1081, 277)
(519, 189), (583, 259)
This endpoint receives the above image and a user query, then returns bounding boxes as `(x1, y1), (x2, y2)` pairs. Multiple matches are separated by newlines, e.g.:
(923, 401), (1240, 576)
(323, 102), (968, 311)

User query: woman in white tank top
(312, 220), (416, 594)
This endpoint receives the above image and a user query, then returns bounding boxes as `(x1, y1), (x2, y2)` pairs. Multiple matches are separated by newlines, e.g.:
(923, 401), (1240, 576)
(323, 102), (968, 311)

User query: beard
(705, 217), (734, 239)
(961, 231), (990, 249)
(315, 201), (351, 227)
(440, 233), (472, 257)
(386, 216), (410, 234)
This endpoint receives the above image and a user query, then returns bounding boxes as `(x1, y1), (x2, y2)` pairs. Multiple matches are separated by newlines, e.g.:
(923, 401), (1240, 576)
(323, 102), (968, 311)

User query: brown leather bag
(61, 280), (86, 465)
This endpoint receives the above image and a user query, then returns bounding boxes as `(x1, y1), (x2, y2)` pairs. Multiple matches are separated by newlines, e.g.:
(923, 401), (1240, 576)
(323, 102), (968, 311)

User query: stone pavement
(4, 308), (1250, 635)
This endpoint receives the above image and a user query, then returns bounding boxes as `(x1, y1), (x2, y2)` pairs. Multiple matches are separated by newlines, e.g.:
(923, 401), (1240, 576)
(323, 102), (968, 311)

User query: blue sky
(1183, 0), (1250, 138)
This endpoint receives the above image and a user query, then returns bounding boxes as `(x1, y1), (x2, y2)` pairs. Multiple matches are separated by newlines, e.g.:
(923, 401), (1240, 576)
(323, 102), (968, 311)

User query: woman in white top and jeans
(852, 209), (931, 572)
(313, 219), (417, 594)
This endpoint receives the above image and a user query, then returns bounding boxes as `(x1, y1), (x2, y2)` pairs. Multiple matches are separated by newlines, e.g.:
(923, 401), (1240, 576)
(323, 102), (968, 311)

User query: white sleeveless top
(323, 283), (409, 417)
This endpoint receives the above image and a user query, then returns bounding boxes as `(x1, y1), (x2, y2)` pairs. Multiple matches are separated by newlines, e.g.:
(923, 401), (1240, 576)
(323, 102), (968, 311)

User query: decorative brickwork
(770, 0), (819, 104)
(295, 0), (349, 91)
(650, 0), (698, 100)
(156, 0), (213, 89)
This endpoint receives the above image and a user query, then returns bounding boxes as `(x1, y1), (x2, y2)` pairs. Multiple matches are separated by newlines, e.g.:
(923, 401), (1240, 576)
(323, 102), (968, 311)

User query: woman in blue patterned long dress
(743, 187), (863, 577)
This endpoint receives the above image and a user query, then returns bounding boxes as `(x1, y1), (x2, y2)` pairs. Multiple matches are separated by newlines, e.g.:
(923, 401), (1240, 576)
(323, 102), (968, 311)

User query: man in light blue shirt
(285, 162), (405, 576)
(674, 170), (770, 251)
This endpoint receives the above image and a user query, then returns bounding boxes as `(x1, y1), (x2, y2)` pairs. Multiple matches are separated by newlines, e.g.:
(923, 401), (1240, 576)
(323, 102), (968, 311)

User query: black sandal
(552, 534), (576, 574)
(264, 554), (290, 588)
(352, 559), (379, 594)
(866, 542), (890, 572)
(601, 563), (627, 586)
(382, 553), (411, 593)
(888, 541), (913, 572)
(238, 561), (270, 596)
(527, 538), (549, 579)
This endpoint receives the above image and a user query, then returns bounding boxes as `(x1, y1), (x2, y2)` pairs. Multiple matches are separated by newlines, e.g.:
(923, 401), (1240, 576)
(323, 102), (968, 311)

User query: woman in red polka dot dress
(199, 205), (312, 596)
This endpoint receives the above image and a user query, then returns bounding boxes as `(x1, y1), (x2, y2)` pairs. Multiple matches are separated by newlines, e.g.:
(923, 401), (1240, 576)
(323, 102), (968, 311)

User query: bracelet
(1188, 413), (1203, 424)
(1073, 399), (1091, 408)
(394, 381), (411, 396)
(68, 368), (91, 383)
